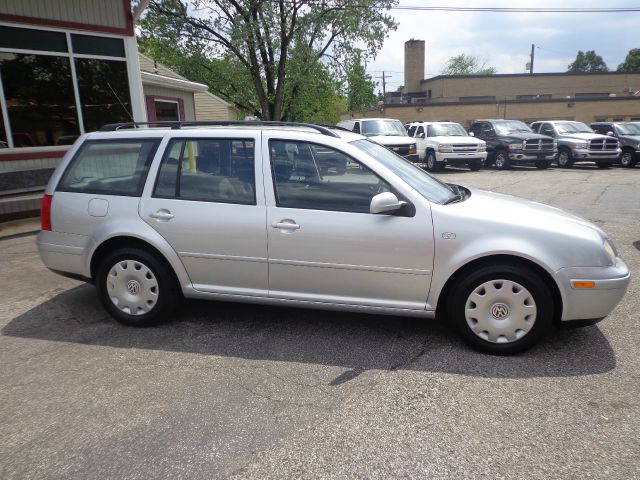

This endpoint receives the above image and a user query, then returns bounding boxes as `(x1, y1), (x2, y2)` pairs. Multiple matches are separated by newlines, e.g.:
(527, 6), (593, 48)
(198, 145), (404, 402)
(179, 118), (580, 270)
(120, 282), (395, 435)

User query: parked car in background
(468, 119), (556, 170)
(37, 121), (630, 355)
(406, 121), (487, 171)
(530, 121), (620, 169)
(591, 122), (640, 168)
(337, 118), (418, 163)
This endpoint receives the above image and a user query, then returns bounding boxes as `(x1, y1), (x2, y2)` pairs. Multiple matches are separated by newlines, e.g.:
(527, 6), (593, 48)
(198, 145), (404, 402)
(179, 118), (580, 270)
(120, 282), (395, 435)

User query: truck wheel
(494, 150), (510, 170)
(620, 149), (637, 168)
(448, 263), (553, 355)
(557, 149), (573, 168)
(96, 248), (179, 327)
(535, 160), (550, 169)
(426, 151), (441, 171)
(468, 161), (482, 171)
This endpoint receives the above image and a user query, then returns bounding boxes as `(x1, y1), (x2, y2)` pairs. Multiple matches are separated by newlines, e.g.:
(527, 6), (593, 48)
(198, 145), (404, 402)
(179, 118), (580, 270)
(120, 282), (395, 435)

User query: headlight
(553, 140), (558, 149)
(636, 143), (640, 150)
(507, 142), (524, 150)
(478, 143), (487, 152)
(572, 142), (588, 149)
(603, 238), (618, 265)
(438, 144), (453, 153)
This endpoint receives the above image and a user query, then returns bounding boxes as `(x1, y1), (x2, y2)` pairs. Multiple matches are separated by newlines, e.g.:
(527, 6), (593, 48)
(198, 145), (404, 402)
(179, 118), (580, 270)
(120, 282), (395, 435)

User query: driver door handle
(272, 220), (300, 230)
(149, 210), (174, 221)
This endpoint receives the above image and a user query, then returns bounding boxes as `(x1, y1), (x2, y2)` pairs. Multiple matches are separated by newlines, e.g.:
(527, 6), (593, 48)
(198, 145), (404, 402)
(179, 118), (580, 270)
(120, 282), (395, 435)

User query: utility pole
(529, 44), (535, 75)
(375, 71), (392, 101)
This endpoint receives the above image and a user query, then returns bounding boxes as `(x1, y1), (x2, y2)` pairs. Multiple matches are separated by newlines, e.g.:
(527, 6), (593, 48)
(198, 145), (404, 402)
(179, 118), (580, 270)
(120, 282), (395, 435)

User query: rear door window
(58, 139), (160, 196)
(153, 138), (256, 205)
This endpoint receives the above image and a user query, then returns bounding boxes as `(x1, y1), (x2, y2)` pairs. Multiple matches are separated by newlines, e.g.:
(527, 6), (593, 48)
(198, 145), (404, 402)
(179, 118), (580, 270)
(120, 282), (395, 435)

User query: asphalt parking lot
(1, 165), (639, 479)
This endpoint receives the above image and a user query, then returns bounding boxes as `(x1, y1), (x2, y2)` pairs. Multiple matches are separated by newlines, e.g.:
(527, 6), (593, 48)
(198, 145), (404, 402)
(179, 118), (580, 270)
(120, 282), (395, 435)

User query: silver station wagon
(37, 121), (630, 354)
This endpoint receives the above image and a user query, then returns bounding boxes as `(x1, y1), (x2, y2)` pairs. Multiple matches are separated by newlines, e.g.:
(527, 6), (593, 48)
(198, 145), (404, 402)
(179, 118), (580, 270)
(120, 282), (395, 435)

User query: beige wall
(143, 85), (196, 120)
(138, 53), (184, 80)
(0, 0), (129, 30)
(418, 73), (640, 102)
(194, 92), (238, 120)
(344, 98), (640, 129)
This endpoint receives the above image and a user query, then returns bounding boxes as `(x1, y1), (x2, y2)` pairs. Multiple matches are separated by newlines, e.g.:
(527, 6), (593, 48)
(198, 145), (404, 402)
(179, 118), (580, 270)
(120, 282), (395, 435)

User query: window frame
(56, 138), (161, 197)
(0, 22), (129, 150)
(268, 138), (399, 215)
(152, 137), (258, 206)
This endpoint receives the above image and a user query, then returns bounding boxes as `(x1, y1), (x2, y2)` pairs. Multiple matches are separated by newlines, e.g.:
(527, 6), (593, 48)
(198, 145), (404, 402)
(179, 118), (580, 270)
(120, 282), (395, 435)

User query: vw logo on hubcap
(491, 303), (509, 319)
(126, 280), (141, 295)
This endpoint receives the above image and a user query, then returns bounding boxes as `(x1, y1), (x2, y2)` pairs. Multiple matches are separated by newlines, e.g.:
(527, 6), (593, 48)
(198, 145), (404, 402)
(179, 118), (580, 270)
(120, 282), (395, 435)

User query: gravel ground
(0, 165), (638, 479)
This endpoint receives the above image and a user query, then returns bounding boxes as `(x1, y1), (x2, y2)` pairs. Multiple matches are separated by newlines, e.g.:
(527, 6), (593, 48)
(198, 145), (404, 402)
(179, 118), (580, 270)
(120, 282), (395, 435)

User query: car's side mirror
(469, 131), (475, 137)
(607, 131), (614, 136)
(370, 192), (404, 214)
(417, 132), (425, 139)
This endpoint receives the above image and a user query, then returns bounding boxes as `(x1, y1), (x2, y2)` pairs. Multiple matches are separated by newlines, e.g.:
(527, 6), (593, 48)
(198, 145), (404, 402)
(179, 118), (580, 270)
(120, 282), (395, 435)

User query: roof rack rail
(99, 120), (340, 138)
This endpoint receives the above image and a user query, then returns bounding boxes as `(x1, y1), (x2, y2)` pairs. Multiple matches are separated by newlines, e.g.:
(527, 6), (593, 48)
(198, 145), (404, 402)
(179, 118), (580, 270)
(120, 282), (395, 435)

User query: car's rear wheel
(494, 150), (510, 170)
(468, 161), (482, 171)
(557, 149), (573, 168)
(96, 248), (179, 327)
(448, 264), (553, 354)
(426, 151), (441, 171)
(535, 160), (550, 169)
(620, 149), (637, 168)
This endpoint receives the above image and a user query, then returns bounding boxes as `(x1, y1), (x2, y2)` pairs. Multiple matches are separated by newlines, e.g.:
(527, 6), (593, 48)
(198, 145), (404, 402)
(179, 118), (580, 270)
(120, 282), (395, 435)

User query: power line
(390, 6), (640, 13)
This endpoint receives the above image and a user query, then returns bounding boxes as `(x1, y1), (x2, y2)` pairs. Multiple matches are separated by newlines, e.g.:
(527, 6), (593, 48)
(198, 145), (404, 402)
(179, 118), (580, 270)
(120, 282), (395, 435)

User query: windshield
(351, 139), (456, 204)
(362, 120), (408, 137)
(430, 123), (468, 136)
(555, 122), (593, 134)
(493, 120), (532, 135)
(617, 123), (640, 135)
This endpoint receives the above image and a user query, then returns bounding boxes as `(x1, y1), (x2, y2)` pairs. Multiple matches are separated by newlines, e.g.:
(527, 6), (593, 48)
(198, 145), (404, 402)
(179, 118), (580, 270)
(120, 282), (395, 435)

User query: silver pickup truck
(530, 121), (620, 168)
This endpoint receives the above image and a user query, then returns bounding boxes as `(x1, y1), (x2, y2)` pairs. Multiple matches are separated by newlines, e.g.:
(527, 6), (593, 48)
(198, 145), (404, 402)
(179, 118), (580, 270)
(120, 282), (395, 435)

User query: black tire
(447, 263), (554, 355)
(426, 151), (441, 172)
(535, 160), (551, 169)
(620, 149), (638, 168)
(596, 162), (610, 169)
(557, 148), (573, 168)
(468, 161), (482, 171)
(96, 248), (179, 327)
(494, 150), (510, 170)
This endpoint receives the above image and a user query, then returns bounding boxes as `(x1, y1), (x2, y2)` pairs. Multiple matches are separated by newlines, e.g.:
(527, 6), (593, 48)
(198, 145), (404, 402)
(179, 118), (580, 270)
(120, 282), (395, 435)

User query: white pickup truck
(406, 121), (487, 171)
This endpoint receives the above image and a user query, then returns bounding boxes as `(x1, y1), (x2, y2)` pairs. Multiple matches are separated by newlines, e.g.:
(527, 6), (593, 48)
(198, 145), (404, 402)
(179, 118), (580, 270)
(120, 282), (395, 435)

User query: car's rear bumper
(556, 258), (630, 322)
(37, 230), (89, 278)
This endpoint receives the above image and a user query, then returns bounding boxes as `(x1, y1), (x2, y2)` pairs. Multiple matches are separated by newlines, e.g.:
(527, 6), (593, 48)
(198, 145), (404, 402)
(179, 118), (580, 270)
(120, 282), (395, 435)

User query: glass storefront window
(0, 53), (79, 147)
(75, 58), (132, 133)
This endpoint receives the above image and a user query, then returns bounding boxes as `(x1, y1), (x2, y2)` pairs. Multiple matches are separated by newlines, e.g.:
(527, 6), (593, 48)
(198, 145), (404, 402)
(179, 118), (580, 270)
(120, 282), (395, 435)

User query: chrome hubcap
(495, 155), (504, 167)
(427, 154), (434, 169)
(107, 259), (159, 315)
(621, 153), (631, 166)
(558, 152), (568, 166)
(465, 279), (537, 344)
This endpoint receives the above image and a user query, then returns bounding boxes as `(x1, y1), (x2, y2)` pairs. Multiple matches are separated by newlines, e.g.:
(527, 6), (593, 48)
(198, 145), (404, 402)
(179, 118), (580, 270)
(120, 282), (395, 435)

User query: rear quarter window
(57, 139), (160, 196)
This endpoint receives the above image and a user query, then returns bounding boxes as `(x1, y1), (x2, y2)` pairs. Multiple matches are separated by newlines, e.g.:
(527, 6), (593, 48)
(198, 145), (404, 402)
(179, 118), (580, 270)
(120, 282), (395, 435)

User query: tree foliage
(617, 48), (640, 73)
(441, 54), (496, 75)
(139, 0), (397, 120)
(346, 53), (377, 113)
(567, 50), (609, 73)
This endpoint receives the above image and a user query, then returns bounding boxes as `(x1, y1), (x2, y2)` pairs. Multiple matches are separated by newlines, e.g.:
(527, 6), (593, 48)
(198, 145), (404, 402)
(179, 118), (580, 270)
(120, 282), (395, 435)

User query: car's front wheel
(494, 150), (510, 170)
(448, 264), (553, 354)
(426, 151), (441, 171)
(557, 149), (573, 168)
(96, 248), (179, 327)
(620, 149), (637, 168)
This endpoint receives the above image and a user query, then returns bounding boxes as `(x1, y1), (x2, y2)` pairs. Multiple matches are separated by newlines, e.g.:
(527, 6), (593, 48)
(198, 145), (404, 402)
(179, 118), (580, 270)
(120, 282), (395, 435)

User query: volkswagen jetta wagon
(37, 121), (630, 354)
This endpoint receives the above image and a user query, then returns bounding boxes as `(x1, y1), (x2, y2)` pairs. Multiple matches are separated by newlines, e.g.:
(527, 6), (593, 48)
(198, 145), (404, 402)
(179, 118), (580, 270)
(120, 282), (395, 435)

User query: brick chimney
(404, 39), (425, 94)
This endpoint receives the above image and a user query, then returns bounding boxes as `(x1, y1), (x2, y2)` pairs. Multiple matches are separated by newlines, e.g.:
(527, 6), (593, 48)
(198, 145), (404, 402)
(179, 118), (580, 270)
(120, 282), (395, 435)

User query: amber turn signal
(571, 280), (596, 289)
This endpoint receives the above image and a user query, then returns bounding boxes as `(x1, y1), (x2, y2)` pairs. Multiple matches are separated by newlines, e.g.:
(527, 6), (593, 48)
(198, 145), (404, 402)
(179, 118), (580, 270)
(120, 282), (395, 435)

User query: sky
(366, 0), (639, 94)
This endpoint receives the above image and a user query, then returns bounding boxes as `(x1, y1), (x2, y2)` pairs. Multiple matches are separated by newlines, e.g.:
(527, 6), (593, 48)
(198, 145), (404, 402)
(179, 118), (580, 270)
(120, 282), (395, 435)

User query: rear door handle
(271, 220), (300, 230)
(149, 210), (174, 221)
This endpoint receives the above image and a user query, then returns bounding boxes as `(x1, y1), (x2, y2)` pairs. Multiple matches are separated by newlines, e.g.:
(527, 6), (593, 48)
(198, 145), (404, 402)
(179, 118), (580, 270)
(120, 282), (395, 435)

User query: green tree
(441, 54), (496, 75)
(140, 0), (397, 120)
(567, 50), (609, 73)
(346, 53), (377, 113)
(617, 48), (640, 73)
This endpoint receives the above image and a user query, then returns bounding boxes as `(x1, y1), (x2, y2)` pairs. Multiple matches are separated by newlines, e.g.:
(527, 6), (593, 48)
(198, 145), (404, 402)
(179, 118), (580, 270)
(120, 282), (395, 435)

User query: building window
(0, 25), (130, 149)
(459, 96), (497, 103)
(0, 53), (79, 147)
(154, 100), (180, 121)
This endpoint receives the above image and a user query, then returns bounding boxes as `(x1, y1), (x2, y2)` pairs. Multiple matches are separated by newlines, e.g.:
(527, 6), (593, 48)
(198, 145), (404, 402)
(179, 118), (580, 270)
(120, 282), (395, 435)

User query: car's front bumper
(571, 148), (621, 161)
(508, 151), (557, 161)
(435, 152), (487, 164)
(556, 257), (630, 322)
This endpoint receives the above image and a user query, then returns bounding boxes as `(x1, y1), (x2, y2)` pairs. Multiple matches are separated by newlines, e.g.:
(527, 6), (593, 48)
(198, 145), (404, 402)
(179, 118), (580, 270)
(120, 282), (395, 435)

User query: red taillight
(41, 194), (53, 231)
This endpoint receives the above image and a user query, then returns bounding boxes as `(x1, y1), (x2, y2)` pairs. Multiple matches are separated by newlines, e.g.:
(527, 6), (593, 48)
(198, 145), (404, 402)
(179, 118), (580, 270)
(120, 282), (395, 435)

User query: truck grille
(452, 144), (481, 152)
(524, 138), (555, 151)
(589, 138), (618, 151)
